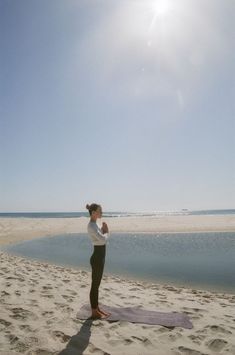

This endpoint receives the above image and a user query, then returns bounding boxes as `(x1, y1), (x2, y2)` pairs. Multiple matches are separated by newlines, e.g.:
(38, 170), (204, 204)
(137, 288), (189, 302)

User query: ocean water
(0, 209), (235, 218)
(2, 232), (235, 293)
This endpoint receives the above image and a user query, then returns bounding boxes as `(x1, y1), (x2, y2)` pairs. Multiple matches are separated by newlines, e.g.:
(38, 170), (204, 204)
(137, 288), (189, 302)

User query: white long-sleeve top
(87, 221), (109, 246)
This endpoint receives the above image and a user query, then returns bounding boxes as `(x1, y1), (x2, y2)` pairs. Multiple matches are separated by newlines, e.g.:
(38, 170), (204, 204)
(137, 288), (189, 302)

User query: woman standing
(86, 203), (111, 319)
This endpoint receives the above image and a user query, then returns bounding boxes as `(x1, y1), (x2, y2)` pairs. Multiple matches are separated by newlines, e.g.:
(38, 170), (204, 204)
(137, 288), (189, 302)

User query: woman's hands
(102, 222), (109, 234)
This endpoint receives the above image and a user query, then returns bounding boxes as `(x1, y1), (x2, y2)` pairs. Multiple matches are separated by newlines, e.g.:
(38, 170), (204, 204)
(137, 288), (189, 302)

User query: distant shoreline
(0, 208), (235, 219)
(0, 214), (235, 246)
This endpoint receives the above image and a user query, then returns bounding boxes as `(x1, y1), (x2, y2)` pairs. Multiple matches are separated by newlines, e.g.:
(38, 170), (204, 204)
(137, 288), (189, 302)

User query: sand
(0, 215), (235, 354)
(0, 214), (235, 246)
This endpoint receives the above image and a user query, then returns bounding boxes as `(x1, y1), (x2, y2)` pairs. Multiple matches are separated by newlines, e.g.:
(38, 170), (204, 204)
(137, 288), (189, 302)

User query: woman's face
(92, 206), (102, 219)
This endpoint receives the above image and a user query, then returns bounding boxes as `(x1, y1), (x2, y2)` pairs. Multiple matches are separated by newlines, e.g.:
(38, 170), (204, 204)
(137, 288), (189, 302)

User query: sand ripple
(0, 252), (234, 354)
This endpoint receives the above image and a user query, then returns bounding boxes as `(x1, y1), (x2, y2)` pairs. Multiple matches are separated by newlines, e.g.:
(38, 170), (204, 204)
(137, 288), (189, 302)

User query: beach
(0, 215), (235, 354)
(0, 214), (235, 246)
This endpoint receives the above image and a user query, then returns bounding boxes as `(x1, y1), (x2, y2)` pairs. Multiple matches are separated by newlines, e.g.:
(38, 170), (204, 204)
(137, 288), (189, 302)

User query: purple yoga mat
(77, 304), (193, 329)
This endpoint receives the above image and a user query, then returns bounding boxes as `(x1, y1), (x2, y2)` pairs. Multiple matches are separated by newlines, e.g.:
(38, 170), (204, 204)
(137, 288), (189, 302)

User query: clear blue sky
(0, 0), (234, 212)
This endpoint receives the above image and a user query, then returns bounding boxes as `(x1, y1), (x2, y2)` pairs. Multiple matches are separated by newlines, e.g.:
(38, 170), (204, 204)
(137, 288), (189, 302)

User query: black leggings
(89, 245), (106, 309)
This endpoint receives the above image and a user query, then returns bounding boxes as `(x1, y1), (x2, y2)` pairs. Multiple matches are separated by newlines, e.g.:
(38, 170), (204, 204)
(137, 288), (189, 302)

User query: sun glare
(153, 0), (171, 17)
(148, 0), (173, 34)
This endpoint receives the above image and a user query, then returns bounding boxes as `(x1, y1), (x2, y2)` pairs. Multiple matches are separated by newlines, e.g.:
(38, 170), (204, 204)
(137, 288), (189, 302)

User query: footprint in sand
(62, 279), (70, 283)
(108, 324), (119, 331)
(1, 291), (10, 296)
(62, 295), (74, 302)
(55, 302), (73, 312)
(123, 337), (134, 345)
(0, 318), (12, 327)
(206, 338), (228, 352)
(160, 332), (183, 343)
(177, 345), (204, 354)
(52, 330), (71, 343)
(41, 311), (54, 316)
(205, 325), (232, 335)
(5, 334), (29, 353)
(19, 324), (32, 331)
(154, 326), (170, 334)
(188, 334), (206, 345)
(9, 307), (37, 320)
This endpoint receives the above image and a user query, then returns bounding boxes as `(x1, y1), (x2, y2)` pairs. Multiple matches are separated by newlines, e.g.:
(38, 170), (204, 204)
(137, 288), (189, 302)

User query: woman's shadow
(59, 318), (94, 355)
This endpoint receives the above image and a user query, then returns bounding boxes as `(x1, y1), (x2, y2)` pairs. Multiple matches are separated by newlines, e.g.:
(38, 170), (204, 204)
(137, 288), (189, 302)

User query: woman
(86, 203), (111, 319)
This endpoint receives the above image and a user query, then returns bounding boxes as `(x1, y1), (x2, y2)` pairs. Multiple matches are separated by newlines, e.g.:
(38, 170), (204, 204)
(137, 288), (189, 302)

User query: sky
(0, 0), (234, 212)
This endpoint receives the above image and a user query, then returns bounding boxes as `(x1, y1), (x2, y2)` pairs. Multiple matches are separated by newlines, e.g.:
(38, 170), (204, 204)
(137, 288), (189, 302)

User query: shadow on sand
(59, 318), (94, 355)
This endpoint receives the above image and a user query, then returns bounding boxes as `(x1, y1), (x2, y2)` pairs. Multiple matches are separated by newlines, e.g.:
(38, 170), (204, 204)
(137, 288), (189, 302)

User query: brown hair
(86, 203), (101, 216)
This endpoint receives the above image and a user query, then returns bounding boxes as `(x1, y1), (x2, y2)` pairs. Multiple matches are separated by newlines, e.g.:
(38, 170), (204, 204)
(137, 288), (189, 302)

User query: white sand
(0, 214), (235, 246)
(0, 215), (235, 354)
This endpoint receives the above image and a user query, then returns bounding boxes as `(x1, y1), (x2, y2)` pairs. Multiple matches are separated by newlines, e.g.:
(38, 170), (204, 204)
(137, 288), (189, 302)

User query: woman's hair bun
(86, 204), (90, 210)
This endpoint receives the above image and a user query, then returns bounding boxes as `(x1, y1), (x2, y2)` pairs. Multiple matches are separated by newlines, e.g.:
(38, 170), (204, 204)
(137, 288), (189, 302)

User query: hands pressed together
(101, 222), (109, 234)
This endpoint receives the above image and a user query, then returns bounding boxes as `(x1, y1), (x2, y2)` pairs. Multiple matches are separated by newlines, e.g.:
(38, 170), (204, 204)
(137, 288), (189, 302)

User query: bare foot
(98, 307), (111, 317)
(91, 309), (107, 319)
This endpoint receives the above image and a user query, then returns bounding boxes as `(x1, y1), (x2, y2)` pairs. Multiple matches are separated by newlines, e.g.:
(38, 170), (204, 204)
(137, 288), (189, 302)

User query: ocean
(1, 209), (234, 292)
(2, 232), (235, 293)
(0, 209), (235, 218)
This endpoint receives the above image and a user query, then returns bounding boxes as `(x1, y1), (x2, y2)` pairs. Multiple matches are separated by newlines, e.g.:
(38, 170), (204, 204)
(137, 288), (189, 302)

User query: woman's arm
(88, 222), (109, 244)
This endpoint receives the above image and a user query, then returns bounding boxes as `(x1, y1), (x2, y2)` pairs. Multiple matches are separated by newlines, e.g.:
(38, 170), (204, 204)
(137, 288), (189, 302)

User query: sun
(148, 0), (173, 33)
(152, 0), (171, 17)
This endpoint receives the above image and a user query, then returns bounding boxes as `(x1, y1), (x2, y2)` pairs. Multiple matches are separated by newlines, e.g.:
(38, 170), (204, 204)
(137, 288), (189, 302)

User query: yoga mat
(77, 304), (193, 329)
